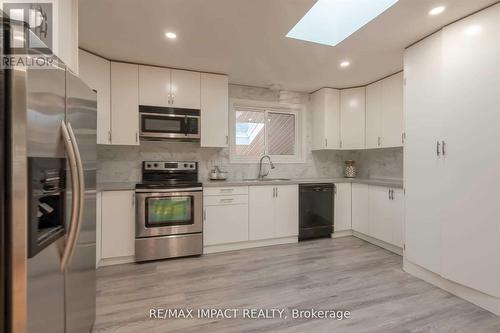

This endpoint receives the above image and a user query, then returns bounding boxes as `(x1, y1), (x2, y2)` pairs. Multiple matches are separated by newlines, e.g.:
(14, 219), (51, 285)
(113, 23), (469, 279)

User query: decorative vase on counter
(344, 160), (357, 178)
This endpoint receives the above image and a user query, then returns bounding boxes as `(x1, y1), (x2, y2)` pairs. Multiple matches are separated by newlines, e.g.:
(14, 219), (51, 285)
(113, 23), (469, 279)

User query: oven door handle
(135, 187), (203, 193)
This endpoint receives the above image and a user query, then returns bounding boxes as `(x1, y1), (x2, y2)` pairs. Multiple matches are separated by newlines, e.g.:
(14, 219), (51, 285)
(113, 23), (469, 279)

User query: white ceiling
(79, 0), (498, 92)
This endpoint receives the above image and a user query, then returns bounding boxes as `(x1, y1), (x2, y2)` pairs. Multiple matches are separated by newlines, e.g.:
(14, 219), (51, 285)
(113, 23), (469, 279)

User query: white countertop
(98, 178), (403, 191)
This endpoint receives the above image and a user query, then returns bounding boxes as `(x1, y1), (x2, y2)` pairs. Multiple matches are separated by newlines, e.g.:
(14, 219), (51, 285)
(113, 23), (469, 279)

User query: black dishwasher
(299, 183), (334, 241)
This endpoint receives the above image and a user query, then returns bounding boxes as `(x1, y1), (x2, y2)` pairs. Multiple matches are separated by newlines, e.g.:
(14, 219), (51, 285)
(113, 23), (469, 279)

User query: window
(230, 100), (304, 163)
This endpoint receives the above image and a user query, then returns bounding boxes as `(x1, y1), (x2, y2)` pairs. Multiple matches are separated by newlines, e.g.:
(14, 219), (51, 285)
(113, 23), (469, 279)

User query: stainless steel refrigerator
(1, 14), (97, 333)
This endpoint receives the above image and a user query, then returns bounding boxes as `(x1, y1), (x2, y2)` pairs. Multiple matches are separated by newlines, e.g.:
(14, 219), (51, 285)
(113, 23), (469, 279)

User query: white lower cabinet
(100, 190), (135, 261)
(203, 194), (249, 246)
(274, 185), (299, 238)
(352, 184), (403, 248)
(249, 185), (298, 241)
(334, 183), (352, 232)
(352, 183), (369, 235)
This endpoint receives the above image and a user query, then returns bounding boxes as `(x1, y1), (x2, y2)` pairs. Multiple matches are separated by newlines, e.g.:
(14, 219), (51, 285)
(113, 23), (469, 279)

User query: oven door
(135, 189), (202, 237)
(140, 112), (200, 140)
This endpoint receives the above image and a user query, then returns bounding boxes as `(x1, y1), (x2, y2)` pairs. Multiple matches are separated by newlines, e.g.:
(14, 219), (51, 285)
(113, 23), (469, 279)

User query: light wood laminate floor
(94, 237), (500, 333)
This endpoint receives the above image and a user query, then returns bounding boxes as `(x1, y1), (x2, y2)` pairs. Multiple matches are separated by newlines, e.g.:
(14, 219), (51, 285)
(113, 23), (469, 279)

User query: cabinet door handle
(220, 188), (234, 193)
(442, 140), (446, 156)
(388, 189), (391, 200)
(226, 135), (229, 145)
(276, 187), (278, 197)
(220, 198), (234, 203)
(325, 138), (328, 148)
(391, 189), (394, 200)
(273, 187), (276, 198)
(378, 136), (381, 147)
(437, 141), (441, 156)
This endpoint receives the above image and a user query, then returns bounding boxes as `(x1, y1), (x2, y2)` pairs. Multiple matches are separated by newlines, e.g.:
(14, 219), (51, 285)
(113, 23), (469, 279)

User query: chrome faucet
(258, 155), (275, 179)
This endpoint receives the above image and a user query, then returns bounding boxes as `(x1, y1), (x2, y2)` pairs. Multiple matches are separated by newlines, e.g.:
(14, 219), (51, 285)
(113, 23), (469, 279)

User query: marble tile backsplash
(97, 85), (403, 184)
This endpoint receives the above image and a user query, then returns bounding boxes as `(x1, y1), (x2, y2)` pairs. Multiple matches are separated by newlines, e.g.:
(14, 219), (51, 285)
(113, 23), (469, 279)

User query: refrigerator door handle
(60, 121), (82, 271)
(68, 122), (86, 263)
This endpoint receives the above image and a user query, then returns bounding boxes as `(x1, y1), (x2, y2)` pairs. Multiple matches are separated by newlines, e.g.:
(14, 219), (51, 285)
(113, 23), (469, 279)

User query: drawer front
(204, 194), (248, 206)
(204, 186), (248, 196)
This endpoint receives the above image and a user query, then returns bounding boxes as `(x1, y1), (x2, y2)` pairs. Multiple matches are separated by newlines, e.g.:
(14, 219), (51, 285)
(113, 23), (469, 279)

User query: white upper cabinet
(170, 69), (201, 109)
(311, 88), (341, 150)
(381, 72), (404, 147)
(366, 73), (404, 149)
(78, 50), (111, 144)
(334, 183), (352, 232)
(366, 81), (383, 149)
(110, 62), (139, 146)
(138, 66), (200, 109)
(139, 65), (171, 107)
(340, 87), (366, 149)
(201, 73), (229, 147)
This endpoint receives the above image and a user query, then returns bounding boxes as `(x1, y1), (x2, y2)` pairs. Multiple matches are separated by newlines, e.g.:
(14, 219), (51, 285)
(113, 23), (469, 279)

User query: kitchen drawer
(204, 186), (248, 196)
(204, 194), (248, 206)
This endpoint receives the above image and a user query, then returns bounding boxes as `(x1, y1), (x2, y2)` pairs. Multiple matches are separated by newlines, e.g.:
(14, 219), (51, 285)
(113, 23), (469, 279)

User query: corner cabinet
(366, 73), (404, 149)
(340, 87), (366, 149)
(310, 88), (341, 150)
(201, 73), (229, 147)
(78, 50), (111, 144)
(249, 185), (298, 240)
(352, 183), (403, 249)
(110, 62), (140, 145)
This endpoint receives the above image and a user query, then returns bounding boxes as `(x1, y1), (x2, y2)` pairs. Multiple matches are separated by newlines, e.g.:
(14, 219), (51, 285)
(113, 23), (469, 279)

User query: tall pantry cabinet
(404, 3), (500, 308)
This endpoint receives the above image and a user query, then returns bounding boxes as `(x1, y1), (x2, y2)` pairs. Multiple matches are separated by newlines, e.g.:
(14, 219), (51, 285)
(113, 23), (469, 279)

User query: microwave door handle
(60, 121), (80, 271)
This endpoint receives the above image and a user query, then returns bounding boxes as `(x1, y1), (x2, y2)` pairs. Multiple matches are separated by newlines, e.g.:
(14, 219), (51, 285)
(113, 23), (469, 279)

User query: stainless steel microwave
(139, 105), (201, 141)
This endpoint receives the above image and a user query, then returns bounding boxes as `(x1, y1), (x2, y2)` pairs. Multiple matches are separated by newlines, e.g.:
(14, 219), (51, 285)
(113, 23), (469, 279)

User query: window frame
(229, 98), (305, 164)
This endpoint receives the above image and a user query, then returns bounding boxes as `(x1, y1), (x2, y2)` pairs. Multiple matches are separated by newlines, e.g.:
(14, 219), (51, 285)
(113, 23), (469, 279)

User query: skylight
(286, 0), (400, 46)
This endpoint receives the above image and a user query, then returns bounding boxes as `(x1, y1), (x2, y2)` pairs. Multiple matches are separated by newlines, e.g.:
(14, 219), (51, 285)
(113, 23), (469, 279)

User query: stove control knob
(184, 163), (188, 168)
(153, 163), (158, 168)
(190, 164), (194, 168)
(146, 163), (152, 168)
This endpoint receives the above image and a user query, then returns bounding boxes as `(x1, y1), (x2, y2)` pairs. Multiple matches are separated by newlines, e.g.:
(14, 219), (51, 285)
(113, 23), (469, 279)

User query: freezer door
(26, 64), (67, 333)
(65, 70), (96, 333)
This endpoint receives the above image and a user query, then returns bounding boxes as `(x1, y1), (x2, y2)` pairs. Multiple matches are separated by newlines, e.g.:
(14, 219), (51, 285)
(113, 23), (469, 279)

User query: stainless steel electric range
(135, 161), (203, 262)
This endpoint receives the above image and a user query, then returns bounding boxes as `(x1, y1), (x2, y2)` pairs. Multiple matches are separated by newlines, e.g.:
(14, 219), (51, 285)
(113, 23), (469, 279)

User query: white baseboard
(331, 230), (353, 238)
(404, 259), (500, 316)
(352, 231), (403, 256)
(204, 237), (298, 254)
(98, 255), (134, 267)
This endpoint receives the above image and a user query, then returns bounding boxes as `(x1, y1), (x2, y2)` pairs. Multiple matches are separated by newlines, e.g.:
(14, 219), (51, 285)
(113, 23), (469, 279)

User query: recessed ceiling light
(340, 61), (351, 68)
(429, 6), (446, 16)
(286, 0), (400, 46)
(165, 32), (177, 39)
